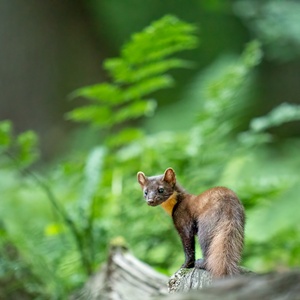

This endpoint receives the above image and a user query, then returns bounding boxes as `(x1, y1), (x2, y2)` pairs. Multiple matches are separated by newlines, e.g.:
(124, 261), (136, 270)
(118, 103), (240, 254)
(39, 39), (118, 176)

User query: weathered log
(159, 270), (300, 300)
(168, 266), (252, 293)
(72, 243), (300, 300)
(72, 241), (168, 300)
(168, 268), (212, 293)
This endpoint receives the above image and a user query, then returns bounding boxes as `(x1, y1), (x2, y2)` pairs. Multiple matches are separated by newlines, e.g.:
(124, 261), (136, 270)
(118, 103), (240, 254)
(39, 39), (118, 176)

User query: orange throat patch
(161, 192), (178, 216)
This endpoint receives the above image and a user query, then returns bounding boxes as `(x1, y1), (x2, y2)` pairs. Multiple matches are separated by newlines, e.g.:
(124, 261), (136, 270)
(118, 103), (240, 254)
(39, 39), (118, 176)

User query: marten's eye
(144, 190), (148, 196)
(158, 187), (164, 194)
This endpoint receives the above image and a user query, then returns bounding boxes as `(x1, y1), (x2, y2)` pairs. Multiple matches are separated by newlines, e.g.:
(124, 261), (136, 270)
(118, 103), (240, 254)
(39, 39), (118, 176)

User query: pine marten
(137, 167), (245, 278)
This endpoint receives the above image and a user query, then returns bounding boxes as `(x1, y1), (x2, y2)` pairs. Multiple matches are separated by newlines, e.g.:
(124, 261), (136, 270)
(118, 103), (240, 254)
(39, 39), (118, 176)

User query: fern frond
(250, 103), (300, 132)
(66, 105), (112, 127)
(122, 75), (174, 101)
(197, 40), (262, 125)
(68, 15), (198, 138)
(113, 100), (157, 124)
(121, 15), (198, 65)
(70, 83), (122, 104)
(104, 58), (193, 84)
(106, 128), (144, 148)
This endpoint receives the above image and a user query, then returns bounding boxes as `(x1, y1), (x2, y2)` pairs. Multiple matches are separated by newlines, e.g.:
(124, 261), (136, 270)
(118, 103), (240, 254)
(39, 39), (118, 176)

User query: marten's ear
(163, 168), (176, 185)
(137, 171), (147, 187)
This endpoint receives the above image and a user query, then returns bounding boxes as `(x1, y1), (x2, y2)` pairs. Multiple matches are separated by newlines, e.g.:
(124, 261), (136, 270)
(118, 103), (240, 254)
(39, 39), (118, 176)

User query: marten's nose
(147, 199), (155, 205)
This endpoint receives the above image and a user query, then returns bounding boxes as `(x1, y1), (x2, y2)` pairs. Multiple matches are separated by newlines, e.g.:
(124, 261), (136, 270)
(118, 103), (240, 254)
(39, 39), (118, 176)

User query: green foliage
(250, 103), (300, 132)
(103, 15), (197, 83)
(16, 131), (39, 167)
(234, 0), (300, 61)
(67, 15), (198, 144)
(195, 41), (262, 129)
(0, 120), (12, 150)
(1, 13), (300, 299)
(0, 120), (39, 167)
(0, 15), (199, 299)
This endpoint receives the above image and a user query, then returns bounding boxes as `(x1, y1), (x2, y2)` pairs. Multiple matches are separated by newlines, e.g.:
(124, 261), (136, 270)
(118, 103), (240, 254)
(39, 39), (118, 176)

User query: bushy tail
(206, 216), (244, 277)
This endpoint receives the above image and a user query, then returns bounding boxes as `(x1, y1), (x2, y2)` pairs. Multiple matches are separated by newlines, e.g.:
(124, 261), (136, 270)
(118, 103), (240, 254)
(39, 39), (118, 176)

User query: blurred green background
(1, 0), (300, 298)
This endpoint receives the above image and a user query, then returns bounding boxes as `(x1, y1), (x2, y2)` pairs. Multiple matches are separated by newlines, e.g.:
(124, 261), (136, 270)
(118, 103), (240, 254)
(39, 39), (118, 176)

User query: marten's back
(175, 186), (243, 219)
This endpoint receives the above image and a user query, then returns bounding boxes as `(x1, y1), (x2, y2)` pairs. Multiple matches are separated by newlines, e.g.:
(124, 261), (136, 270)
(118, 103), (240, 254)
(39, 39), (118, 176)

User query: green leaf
(66, 105), (113, 127)
(122, 15), (198, 65)
(70, 83), (122, 105)
(241, 40), (263, 68)
(105, 58), (193, 84)
(0, 120), (12, 150)
(238, 131), (273, 147)
(196, 40), (262, 126)
(79, 147), (106, 217)
(106, 128), (144, 148)
(122, 75), (174, 101)
(251, 103), (300, 132)
(131, 59), (194, 82)
(113, 100), (157, 124)
(16, 130), (39, 166)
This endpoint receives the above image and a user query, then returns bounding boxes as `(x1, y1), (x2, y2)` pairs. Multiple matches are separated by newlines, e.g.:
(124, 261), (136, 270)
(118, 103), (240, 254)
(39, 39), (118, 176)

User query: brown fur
(137, 168), (245, 278)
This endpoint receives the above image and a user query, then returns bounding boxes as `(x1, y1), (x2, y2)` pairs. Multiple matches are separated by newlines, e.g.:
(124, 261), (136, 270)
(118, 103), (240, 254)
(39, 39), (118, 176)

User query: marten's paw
(195, 258), (206, 270)
(181, 261), (194, 268)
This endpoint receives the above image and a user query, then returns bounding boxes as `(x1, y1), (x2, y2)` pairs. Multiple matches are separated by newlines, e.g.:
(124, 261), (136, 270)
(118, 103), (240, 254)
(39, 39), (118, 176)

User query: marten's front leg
(181, 235), (195, 268)
(175, 224), (195, 268)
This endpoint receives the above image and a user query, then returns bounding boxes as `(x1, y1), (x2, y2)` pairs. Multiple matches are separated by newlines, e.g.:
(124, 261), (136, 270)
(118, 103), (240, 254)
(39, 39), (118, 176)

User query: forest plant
(65, 14), (199, 273)
(0, 15), (199, 298)
(67, 15), (198, 148)
(1, 14), (300, 299)
(234, 0), (300, 61)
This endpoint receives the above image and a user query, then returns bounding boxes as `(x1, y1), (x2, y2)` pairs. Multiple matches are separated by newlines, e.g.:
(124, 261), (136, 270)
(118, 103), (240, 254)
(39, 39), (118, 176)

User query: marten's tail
(206, 215), (244, 277)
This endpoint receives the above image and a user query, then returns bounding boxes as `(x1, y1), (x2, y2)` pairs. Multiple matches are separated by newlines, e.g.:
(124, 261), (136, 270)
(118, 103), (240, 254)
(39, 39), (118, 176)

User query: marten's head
(137, 168), (176, 207)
